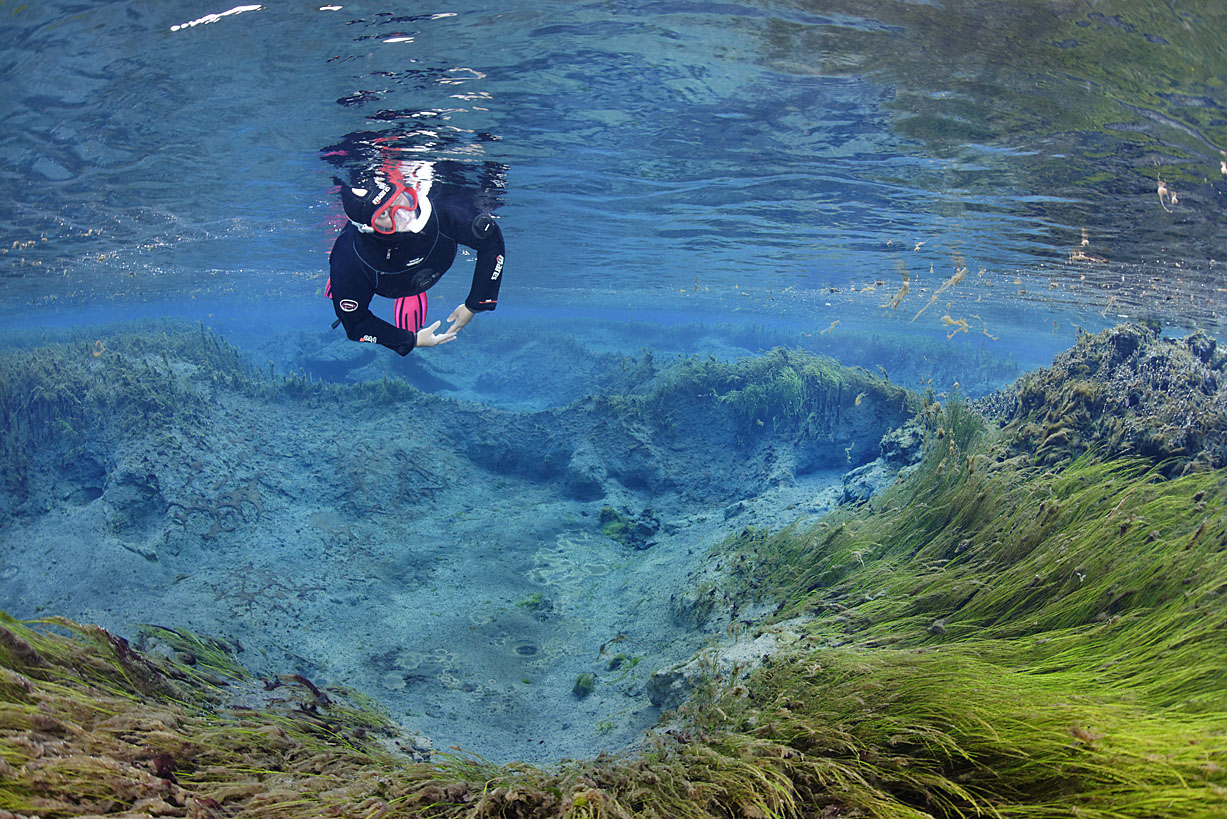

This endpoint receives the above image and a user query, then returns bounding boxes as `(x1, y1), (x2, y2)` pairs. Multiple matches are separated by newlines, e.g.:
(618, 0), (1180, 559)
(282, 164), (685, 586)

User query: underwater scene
(1, 1), (1225, 817)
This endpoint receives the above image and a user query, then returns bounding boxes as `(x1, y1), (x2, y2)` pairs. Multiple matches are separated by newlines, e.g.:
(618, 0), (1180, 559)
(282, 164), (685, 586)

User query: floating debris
(881, 262), (910, 309)
(912, 266), (966, 322)
(1157, 173), (1178, 212)
(941, 315), (969, 339)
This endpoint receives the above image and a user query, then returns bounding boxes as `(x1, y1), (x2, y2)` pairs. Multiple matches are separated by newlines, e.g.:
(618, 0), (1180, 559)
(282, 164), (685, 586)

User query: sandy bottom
(0, 315), (865, 763)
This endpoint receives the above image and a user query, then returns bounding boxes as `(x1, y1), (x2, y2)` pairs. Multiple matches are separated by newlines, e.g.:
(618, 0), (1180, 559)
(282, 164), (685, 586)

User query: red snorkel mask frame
(370, 173), (420, 235)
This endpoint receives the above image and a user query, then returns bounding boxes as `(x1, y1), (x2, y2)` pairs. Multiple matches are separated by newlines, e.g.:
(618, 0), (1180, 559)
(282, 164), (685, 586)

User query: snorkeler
(325, 161), (504, 355)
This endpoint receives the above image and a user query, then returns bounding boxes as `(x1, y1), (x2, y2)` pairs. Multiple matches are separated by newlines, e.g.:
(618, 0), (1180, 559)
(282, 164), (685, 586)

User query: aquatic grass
(3, 326), (1226, 817)
(644, 346), (914, 445)
(674, 641), (1227, 818)
(0, 614), (438, 817)
(683, 391), (1227, 816)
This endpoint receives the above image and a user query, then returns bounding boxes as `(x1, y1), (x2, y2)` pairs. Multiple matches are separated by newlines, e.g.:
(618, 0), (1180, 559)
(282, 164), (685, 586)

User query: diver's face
(371, 191), (418, 234)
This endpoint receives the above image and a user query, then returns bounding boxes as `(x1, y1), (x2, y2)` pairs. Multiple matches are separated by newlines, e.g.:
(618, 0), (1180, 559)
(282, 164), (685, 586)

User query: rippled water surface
(2, 0), (1224, 337)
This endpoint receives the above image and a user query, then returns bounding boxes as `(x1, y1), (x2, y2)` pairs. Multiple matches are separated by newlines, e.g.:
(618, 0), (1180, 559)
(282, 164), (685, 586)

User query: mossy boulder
(600, 505), (662, 550)
(992, 323), (1225, 474)
(572, 672), (595, 698)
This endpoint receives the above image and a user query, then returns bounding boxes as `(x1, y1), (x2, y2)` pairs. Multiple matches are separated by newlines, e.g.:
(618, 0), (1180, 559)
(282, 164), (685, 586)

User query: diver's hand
(446, 304), (475, 335)
(415, 320), (456, 348)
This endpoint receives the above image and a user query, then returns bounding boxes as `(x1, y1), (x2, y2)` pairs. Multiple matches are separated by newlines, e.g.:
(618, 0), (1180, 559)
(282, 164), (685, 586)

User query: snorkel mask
(340, 169), (421, 234)
(370, 185), (419, 234)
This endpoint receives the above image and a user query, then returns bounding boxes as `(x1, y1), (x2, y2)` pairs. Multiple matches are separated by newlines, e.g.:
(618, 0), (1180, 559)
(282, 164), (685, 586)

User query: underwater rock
(62, 454), (108, 507)
(573, 672), (596, 698)
(647, 622), (807, 711)
(880, 420), (925, 466)
(105, 460), (166, 545)
(301, 339), (377, 381)
(839, 459), (893, 505)
(599, 505), (662, 550)
(992, 323), (1226, 474)
(562, 440), (607, 500)
(387, 731), (436, 763)
(839, 421), (925, 505)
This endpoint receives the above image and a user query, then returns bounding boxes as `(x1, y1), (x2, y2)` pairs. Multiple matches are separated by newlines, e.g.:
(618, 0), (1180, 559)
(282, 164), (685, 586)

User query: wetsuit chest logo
(339, 299), (358, 312)
(389, 249), (425, 266)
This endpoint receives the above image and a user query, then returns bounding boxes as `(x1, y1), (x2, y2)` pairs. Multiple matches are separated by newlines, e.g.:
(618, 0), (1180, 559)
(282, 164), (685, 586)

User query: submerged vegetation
(1, 323), (1225, 817)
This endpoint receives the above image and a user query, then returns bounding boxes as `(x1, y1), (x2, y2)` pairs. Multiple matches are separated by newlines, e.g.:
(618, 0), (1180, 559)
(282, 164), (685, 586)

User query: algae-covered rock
(647, 622), (808, 710)
(880, 420), (925, 466)
(992, 323), (1226, 474)
(599, 505), (662, 550)
(641, 348), (914, 474)
(839, 459), (893, 505)
(573, 672), (596, 698)
(562, 440), (608, 500)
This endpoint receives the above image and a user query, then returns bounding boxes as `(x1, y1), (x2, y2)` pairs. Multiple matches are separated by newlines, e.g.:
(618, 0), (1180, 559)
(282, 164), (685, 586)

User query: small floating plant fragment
(1156, 172), (1178, 212)
(881, 261), (910, 309)
(912, 265), (966, 322)
(941, 315), (969, 339)
(1069, 228), (1107, 263)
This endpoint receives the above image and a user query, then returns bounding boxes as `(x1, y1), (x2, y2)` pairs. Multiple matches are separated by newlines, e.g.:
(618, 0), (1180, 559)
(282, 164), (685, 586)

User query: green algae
(5, 417), (1224, 818)
(573, 674), (596, 699)
(994, 324), (1226, 475)
(693, 381), (1227, 815)
(3, 323), (1226, 817)
(647, 347), (911, 439)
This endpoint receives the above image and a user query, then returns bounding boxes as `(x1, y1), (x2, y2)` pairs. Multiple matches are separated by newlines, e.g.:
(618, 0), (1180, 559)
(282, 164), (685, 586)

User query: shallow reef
(989, 323), (1225, 475)
(271, 316), (1021, 410)
(0, 321), (920, 762)
(2, 322), (1226, 817)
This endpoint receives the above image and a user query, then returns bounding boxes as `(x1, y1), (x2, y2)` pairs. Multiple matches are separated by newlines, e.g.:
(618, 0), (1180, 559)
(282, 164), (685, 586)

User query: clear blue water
(2, 0), (1223, 335)
(2, 0), (1225, 763)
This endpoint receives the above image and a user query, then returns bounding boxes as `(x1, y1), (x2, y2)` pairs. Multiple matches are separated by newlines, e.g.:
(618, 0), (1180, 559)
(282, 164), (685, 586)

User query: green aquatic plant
(679, 391), (1227, 816)
(3, 324), (1225, 818)
(599, 506), (661, 550)
(516, 592), (545, 610)
(0, 613), (433, 818)
(600, 506), (632, 544)
(573, 673), (596, 699)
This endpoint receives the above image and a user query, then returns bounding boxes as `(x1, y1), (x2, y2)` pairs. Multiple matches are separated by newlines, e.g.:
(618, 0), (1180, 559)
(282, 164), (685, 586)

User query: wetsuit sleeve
(458, 211), (505, 313)
(329, 228), (419, 356)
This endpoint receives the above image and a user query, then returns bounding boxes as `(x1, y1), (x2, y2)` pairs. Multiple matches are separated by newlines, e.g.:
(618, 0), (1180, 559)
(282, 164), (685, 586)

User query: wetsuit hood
(339, 171), (432, 234)
(347, 193), (433, 238)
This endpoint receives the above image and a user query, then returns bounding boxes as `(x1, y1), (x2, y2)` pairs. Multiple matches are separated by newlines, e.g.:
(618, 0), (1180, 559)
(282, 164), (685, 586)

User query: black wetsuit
(328, 196), (504, 355)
